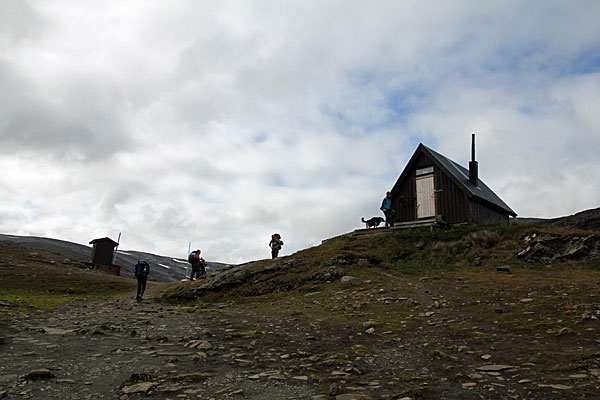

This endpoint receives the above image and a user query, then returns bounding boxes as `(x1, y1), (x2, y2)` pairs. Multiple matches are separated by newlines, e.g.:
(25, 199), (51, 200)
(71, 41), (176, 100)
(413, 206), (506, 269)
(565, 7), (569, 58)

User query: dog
(361, 217), (385, 229)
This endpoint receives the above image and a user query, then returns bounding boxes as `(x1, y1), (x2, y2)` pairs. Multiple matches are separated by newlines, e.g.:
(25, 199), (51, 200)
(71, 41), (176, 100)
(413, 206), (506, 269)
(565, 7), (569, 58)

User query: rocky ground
(2, 269), (599, 399)
(1, 224), (599, 399)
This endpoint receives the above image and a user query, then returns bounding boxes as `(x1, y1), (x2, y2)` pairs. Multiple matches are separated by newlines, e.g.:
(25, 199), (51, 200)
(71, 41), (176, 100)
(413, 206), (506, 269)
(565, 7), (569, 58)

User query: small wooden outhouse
(89, 237), (121, 276)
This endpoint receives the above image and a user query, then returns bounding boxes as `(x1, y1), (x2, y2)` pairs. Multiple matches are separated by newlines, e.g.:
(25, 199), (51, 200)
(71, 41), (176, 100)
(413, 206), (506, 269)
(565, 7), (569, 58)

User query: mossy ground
(0, 244), (134, 316)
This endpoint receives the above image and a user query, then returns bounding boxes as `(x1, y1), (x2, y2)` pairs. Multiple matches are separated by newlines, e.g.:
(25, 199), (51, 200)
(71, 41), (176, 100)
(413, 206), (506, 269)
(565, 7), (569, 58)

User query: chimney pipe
(469, 133), (478, 186)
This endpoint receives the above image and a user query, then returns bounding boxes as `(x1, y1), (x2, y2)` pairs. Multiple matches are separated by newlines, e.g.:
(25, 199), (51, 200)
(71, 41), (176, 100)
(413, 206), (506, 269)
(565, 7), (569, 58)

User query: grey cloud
(0, 61), (133, 160)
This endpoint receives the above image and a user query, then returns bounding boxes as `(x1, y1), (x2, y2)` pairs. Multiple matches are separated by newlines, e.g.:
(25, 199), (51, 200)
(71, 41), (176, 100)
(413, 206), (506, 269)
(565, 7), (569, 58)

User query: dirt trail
(1, 276), (599, 400)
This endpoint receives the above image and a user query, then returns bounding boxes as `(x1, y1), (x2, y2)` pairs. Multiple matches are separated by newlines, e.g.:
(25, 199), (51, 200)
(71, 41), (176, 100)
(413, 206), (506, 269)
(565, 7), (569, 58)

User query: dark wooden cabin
(89, 237), (121, 276)
(390, 135), (516, 225)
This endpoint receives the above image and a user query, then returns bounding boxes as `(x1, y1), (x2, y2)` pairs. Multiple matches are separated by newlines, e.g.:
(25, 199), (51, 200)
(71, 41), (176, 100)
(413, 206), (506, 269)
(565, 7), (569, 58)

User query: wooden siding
(469, 200), (510, 224)
(433, 165), (470, 224)
(90, 242), (115, 265)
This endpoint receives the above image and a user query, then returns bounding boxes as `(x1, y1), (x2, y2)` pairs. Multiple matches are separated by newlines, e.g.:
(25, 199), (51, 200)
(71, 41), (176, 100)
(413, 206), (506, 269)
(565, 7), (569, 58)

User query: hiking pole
(112, 232), (121, 264)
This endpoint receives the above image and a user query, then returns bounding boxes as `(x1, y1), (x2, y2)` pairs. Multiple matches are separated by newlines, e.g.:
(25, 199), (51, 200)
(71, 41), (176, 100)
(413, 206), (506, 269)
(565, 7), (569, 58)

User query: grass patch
(0, 244), (133, 315)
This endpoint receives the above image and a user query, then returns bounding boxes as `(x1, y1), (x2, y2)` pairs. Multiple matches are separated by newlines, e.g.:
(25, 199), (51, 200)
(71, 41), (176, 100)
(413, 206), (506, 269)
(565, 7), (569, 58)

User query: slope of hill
(516, 207), (600, 231)
(1, 212), (599, 399)
(0, 234), (230, 282)
(156, 223), (599, 399)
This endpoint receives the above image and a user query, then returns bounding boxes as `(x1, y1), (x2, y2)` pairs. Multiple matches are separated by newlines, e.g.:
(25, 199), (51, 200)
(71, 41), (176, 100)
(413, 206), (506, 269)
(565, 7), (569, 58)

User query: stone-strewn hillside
(1, 216), (600, 399)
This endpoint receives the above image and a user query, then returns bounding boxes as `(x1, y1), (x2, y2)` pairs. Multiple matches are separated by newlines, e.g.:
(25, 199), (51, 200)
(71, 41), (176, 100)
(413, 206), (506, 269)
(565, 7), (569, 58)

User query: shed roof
(89, 237), (119, 246)
(393, 144), (517, 217)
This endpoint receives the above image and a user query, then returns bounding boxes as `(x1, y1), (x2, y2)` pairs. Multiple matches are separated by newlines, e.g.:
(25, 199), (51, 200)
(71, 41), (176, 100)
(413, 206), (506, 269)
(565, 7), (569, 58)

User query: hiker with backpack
(134, 260), (150, 302)
(269, 233), (284, 259)
(188, 249), (202, 280)
(198, 256), (207, 276)
(380, 191), (395, 227)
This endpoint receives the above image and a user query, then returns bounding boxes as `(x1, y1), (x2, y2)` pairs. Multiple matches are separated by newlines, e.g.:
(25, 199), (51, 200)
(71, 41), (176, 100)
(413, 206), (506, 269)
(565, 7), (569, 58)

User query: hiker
(134, 260), (150, 302)
(199, 256), (207, 276)
(380, 191), (395, 227)
(269, 233), (284, 259)
(188, 249), (202, 280)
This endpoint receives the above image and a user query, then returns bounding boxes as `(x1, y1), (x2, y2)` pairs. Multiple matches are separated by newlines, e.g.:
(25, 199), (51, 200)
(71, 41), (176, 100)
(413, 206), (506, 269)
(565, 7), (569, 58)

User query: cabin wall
(469, 201), (510, 224)
(434, 167), (470, 224)
(392, 153), (470, 224)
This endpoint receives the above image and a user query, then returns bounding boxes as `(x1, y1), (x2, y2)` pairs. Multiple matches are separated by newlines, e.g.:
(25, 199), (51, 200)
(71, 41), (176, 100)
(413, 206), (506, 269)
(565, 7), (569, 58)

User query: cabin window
(416, 166), (434, 176)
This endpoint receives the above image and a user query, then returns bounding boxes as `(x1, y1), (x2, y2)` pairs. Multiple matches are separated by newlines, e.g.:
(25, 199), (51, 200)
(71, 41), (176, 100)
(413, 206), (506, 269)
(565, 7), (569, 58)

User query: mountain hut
(389, 135), (517, 226)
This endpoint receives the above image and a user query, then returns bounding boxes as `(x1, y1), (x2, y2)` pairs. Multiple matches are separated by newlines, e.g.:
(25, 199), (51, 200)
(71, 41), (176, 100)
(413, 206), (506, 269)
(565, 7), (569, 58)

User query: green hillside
(159, 223), (600, 398)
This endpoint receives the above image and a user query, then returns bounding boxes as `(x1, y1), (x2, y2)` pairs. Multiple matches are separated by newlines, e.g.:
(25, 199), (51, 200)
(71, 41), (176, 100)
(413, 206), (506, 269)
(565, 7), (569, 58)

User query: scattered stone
(518, 379), (533, 384)
(362, 321), (376, 329)
(329, 382), (340, 396)
(568, 374), (587, 379)
(21, 368), (55, 380)
(292, 375), (308, 381)
(476, 365), (515, 372)
(462, 382), (476, 388)
(481, 354), (492, 360)
(557, 327), (573, 335)
(520, 298), (534, 303)
(538, 383), (572, 390)
(332, 371), (350, 377)
(335, 394), (371, 400)
(121, 382), (156, 394)
(341, 276), (363, 287)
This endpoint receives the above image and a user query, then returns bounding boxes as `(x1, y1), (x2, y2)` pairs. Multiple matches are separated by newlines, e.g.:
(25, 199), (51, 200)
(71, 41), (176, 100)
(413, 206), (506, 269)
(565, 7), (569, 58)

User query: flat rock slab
(21, 369), (55, 380)
(476, 365), (515, 372)
(335, 394), (372, 400)
(156, 351), (194, 356)
(42, 327), (76, 335)
(121, 381), (157, 394)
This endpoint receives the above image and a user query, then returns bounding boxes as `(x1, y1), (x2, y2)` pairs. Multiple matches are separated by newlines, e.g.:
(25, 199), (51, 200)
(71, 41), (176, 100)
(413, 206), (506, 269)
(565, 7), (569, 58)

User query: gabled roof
(89, 237), (119, 246)
(393, 143), (517, 217)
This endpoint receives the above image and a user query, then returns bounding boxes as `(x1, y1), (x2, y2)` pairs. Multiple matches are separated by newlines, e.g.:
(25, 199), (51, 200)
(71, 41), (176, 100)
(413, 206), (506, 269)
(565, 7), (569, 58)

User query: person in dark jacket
(188, 249), (201, 280)
(269, 233), (284, 259)
(198, 256), (207, 276)
(134, 260), (150, 302)
(380, 191), (395, 227)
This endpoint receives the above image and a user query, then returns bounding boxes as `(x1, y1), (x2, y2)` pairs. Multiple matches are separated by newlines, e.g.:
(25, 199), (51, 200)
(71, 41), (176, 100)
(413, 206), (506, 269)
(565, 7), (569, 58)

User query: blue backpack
(136, 261), (150, 278)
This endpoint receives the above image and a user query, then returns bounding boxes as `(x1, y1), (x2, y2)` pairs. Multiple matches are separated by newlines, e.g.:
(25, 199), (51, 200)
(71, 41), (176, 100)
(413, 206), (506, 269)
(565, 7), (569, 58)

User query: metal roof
(422, 144), (517, 216)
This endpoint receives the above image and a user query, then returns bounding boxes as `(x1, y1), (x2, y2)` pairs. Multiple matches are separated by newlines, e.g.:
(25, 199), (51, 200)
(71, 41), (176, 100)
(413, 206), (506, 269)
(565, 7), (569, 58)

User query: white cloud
(1, 1), (599, 262)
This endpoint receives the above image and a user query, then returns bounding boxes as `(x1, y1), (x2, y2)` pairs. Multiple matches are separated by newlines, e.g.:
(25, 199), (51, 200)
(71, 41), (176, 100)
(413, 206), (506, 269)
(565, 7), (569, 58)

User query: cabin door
(416, 175), (435, 219)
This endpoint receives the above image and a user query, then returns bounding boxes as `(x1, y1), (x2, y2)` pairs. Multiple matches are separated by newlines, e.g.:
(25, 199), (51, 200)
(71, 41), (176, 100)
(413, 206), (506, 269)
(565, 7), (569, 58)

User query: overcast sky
(1, 1), (599, 263)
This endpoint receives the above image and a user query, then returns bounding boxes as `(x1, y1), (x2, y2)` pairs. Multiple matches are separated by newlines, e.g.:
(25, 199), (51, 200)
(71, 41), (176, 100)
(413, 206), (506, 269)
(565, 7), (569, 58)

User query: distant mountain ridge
(516, 207), (600, 231)
(0, 234), (230, 282)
